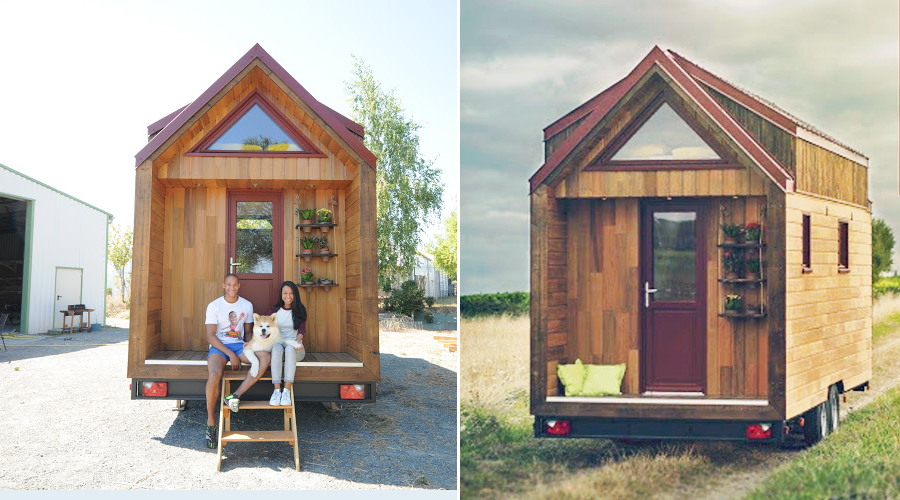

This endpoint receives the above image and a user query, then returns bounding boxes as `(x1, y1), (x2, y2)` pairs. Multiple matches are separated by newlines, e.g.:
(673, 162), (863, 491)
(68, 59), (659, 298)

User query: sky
(461, 0), (900, 294)
(0, 0), (459, 277)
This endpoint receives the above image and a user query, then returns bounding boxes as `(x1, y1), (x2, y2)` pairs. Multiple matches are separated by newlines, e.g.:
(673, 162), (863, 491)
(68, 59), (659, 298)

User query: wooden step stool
(217, 371), (300, 471)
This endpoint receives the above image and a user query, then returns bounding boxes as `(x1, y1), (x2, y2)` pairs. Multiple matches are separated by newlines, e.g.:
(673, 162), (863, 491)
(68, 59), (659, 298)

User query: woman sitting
(268, 280), (307, 406)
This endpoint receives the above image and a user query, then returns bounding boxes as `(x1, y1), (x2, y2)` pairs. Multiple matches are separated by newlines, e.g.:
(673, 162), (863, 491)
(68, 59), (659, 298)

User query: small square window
(839, 221), (849, 271)
(802, 214), (811, 272)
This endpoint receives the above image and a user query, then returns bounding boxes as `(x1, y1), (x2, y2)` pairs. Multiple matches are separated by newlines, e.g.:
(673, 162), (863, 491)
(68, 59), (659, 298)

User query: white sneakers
(269, 388), (294, 406)
(269, 389), (282, 406)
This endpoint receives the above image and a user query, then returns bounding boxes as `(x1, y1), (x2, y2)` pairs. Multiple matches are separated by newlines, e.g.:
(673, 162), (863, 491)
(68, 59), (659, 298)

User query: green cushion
(581, 363), (627, 397)
(557, 358), (586, 396)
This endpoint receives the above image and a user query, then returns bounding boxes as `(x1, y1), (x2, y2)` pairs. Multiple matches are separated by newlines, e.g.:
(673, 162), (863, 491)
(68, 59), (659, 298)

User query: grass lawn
(748, 386), (900, 499)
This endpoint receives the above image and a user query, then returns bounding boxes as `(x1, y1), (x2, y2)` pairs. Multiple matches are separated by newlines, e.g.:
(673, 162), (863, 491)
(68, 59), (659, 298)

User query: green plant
(317, 235), (330, 250)
(300, 267), (314, 283)
(721, 223), (743, 240)
(300, 237), (316, 250)
(725, 294), (743, 311)
(746, 258), (760, 275)
(460, 292), (530, 318)
(722, 251), (744, 276)
(317, 208), (333, 224)
(424, 312), (435, 323)
(425, 296), (436, 307)
(384, 280), (426, 317)
(297, 208), (316, 221)
(744, 222), (762, 242)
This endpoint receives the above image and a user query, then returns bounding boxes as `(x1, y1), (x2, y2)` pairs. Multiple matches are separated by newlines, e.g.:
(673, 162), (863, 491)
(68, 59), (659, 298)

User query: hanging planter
(300, 236), (316, 262)
(723, 251), (744, 280)
(744, 222), (762, 244)
(299, 267), (314, 286)
(296, 208), (316, 232)
(745, 258), (760, 281)
(317, 208), (333, 233)
(725, 294), (743, 313)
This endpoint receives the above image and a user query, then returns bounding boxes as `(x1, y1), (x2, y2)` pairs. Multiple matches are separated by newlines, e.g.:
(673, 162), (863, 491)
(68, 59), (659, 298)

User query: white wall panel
(0, 165), (111, 334)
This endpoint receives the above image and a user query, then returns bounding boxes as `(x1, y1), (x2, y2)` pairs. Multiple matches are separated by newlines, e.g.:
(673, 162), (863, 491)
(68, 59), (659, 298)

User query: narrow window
(838, 221), (850, 271)
(802, 214), (811, 272)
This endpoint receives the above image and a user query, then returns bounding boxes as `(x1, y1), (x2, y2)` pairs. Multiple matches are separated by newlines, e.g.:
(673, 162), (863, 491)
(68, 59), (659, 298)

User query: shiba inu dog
(245, 313), (302, 377)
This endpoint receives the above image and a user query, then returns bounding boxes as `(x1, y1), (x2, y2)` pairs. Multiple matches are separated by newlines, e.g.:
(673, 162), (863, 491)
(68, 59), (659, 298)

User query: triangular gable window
(589, 91), (738, 171)
(611, 103), (719, 161)
(190, 90), (324, 157)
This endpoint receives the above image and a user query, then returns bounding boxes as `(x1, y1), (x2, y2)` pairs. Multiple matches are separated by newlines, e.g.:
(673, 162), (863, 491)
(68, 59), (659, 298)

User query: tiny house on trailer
(127, 44), (378, 404)
(529, 47), (871, 444)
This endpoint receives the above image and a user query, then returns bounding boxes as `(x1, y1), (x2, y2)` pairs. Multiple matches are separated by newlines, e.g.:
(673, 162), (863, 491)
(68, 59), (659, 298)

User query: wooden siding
(545, 114), (588, 161)
(796, 139), (868, 208)
(784, 193), (872, 418)
(546, 197), (769, 399)
(152, 63), (358, 182)
(703, 84), (796, 175)
(159, 187), (346, 353)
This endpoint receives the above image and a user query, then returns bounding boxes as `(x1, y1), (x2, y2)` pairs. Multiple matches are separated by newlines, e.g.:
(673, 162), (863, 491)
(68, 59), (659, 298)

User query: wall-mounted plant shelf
(719, 311), (767, 319)
(718, 278), (767, 284)
(717, 242), (766, 249)
(298, 282), (339, 292)
(296, 252), (338, 262)
(296, 223), (337, 234)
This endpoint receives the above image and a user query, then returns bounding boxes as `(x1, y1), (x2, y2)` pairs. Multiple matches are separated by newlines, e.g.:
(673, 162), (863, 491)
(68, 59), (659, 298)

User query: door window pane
(236, 201), (273, 273)
(653, 211), (696, 301)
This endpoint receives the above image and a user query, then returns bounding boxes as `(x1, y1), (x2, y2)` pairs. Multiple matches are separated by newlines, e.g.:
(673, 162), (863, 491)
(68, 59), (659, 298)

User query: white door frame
(53, 267), (83, 330)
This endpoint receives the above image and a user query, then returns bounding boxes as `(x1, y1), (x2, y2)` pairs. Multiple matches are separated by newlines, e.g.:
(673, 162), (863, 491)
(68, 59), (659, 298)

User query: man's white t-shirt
(205, 296), (254, 345)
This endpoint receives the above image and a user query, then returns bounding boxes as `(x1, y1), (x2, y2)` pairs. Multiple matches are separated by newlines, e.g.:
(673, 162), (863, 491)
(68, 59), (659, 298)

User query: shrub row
(460, 292), (529, 318)
(874, 277), (900, 299)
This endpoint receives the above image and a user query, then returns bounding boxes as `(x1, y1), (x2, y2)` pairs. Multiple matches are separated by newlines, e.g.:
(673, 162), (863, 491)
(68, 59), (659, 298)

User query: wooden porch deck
(146, 350), (363, 367)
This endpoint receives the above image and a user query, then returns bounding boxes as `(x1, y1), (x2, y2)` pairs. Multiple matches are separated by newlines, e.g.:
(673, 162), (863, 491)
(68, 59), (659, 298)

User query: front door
(227, 191), (283, 316)
(53, 267), (82, 329)
(641, 201), (706, 393)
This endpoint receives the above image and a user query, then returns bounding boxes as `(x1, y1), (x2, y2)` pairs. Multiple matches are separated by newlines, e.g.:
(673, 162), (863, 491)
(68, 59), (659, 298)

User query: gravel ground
(0, 327), (458, 490)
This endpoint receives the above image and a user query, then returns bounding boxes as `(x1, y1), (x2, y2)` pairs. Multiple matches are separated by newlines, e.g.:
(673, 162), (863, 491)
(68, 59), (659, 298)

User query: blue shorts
(208, 343), (245, 362)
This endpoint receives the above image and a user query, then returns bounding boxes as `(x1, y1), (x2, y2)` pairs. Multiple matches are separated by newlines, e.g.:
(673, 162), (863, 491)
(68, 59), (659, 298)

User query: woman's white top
(276, 307), (303, 348)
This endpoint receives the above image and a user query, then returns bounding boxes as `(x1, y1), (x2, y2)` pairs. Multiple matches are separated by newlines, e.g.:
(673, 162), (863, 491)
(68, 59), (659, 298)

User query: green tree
(428, 209), (457, 280)
(346, 57), (444, 289)
(873, 218), (894, 282)
(108, 224), (133, 301)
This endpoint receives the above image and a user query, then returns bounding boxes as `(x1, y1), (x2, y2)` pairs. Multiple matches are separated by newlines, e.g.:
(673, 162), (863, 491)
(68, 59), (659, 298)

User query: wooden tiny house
(127, 44), (378, 402)
(530, 47), (871, 442)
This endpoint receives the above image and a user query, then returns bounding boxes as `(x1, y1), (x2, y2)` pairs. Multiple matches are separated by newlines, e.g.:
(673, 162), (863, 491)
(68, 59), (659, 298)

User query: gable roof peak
(135, 44), (376, 168)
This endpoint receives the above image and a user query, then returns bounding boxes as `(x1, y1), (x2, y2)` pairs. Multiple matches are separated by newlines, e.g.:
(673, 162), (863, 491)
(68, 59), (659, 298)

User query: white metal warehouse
(0, 163), (112, 335)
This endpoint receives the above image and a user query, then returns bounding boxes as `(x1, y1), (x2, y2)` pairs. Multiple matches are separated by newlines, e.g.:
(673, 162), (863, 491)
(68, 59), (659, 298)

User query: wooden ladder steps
(217, 373), (300, 471)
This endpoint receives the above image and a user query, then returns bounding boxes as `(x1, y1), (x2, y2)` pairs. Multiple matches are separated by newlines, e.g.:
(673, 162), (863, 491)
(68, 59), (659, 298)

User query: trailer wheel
(803, 399), (829, 446)
(828, 385), (840, 432)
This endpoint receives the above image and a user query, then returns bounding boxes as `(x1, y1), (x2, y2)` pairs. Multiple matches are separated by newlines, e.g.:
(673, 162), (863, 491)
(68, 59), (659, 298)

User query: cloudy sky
(0, 0), (457, 235)
(461, 0), (900, 294)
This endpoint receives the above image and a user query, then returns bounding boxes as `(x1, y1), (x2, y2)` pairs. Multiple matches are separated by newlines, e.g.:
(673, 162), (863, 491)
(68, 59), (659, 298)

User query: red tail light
(746, 423), (772, 439)
(340, 384), (365, 399)
(545, 419), (571, 436)
(141, 382), (168, 397)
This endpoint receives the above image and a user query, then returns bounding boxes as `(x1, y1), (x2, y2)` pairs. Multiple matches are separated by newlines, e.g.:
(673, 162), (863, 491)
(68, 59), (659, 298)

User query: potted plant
(723, 251), (744, 280)
(299, 267), (314, 285)
(745, 258), (761, 281)
(300, 236), (316, 261)
(317, 235), (330, 254)
(721, 223), (743, 244)
(318, 277), (333, 285)
(725, 294), (743, 314)
(297, 208), (316, 232)
(317, 208), (333, 233)
(744, 222), (762, 243)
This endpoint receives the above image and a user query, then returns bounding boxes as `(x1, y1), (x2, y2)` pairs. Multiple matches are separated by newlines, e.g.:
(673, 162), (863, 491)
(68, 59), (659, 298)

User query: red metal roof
(135, 44), (376, 168)
(532, 47), (861, 193)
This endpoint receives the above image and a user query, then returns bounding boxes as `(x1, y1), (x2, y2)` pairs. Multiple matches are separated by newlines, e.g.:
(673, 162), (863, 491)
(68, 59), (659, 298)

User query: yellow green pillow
(581, 363), (626, 396)
(557, 358), (586, 396)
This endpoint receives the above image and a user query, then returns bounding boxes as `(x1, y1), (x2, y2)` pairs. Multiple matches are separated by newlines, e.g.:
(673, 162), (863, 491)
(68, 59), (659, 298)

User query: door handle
(58, 295), (62, 300)
(644, 282), (658, 308)
(229, 257), (242, 274)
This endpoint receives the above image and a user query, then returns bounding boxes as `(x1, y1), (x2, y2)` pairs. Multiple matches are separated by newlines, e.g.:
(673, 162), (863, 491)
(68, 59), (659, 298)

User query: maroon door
(641, 201), (706, 393)
(227, 190), (283, 315)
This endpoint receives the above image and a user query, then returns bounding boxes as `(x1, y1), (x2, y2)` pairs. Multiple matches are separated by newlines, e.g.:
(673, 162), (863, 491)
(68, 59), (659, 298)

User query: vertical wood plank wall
(795, 139), (868, 207)
(544, 196), (769, 398)
(158, 186), (347, 353)
(784, 192), (872, 418)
